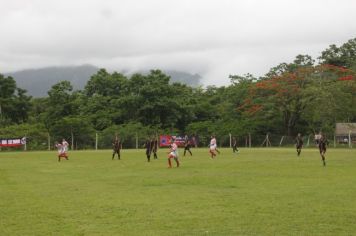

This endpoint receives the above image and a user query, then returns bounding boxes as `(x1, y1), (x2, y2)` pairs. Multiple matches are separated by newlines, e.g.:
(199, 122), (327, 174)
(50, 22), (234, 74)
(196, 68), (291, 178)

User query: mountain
(164, 70), (201, 87)
(6, 65), (99, 97)
(6, 65), (202, 97)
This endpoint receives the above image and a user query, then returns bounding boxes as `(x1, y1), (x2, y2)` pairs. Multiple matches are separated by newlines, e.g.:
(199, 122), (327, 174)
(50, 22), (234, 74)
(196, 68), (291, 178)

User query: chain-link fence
(0, 132), (353, 151)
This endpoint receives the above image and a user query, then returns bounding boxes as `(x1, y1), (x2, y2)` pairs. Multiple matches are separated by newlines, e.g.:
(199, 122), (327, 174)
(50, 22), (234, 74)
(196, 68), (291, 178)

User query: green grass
(0, 148), (356, 235)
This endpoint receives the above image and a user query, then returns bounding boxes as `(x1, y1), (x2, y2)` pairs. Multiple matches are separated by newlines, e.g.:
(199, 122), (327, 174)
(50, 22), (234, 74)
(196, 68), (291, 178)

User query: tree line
(0, 38), (355, 150)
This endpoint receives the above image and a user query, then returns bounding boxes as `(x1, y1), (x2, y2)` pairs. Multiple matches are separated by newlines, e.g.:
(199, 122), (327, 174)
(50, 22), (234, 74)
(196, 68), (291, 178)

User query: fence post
(307, 135), (310, 147)
(279, 136), (284, 146)
(229, 133), (232, 148)
(349, 131), (352, 148)
(24, 136), (27, 151)
(136, 132), (138, 149)
(249, 133), (251, 148)
(71, 132), (74, 150)
(48, 133), (51, 151)
(333, 135), (336, 148)
(95, 133), (98, 150)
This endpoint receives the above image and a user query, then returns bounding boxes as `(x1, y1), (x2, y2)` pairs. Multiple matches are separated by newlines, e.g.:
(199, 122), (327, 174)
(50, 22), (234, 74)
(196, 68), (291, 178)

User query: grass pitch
(0, 148), (356, 235)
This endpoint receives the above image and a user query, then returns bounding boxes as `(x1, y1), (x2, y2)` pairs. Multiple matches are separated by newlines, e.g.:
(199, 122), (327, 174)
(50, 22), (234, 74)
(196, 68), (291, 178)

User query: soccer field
(0, 148), (355, 235)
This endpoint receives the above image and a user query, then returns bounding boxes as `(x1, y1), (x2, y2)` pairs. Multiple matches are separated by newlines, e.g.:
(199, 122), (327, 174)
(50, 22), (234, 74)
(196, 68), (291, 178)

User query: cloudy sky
(0, 0), (355, 85)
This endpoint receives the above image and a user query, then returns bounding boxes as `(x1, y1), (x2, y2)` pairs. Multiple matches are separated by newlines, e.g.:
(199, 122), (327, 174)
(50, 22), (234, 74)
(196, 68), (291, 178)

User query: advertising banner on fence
(0, 137), (26, 147)
(160, 135), (186, 147)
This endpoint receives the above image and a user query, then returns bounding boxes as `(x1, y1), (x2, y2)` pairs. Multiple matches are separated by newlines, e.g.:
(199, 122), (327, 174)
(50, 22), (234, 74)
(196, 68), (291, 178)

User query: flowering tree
(238, 64), (355, 135)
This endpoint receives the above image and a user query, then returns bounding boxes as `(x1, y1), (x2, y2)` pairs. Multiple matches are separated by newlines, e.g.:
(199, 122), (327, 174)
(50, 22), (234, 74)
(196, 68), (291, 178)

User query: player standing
(168, 138), (179, 168)
(295, 133), (303, 156)
(112, 136), (121, 160)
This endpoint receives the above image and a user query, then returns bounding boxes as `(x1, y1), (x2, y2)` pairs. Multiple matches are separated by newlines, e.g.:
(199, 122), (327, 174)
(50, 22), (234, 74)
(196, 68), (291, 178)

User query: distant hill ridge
(5, 65), (202, 97)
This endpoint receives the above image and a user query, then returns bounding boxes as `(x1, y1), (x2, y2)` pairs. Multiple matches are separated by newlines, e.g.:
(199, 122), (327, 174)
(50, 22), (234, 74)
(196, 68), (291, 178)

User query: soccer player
(112, 136), (121, 160)
(232, 136), (239, 153)
(183, 134), (192, 156)
(314, 132), (321, 146)
(55, 140), (68, 162)
(168, 139), (179, 168)
(318, 134), (328, 166)
(295, 133), (303, 156)
(62, 138), (69, 155)
(152, 137), (158, 159)
(209, 135), (217, 158)
(144, 137), (153, 162)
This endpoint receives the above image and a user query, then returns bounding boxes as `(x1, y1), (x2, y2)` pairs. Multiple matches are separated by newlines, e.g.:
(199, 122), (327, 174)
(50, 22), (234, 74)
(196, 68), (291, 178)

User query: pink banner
(0, 138), (26, 147)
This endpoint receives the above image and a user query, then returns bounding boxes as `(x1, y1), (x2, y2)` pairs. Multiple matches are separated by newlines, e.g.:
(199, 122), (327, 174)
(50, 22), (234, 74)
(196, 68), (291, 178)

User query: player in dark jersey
(183, 134), (192, 156)
(144, 137), (153, 162)
(112, 136), (121, 160)
(295, 133), (303, 156)
(152, 137), (158, 159)
(232, 136), (239, 153)
(318, 134), (328, 166)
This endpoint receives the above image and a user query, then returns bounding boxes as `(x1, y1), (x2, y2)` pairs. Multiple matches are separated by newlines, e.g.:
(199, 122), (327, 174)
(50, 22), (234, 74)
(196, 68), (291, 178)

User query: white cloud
(0, 0), (355, 85)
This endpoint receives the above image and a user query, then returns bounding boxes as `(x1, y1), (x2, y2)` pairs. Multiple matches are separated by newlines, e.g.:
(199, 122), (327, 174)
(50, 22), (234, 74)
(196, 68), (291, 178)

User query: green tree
(0, 74), (31, 125)
(319, 38), (356, 68)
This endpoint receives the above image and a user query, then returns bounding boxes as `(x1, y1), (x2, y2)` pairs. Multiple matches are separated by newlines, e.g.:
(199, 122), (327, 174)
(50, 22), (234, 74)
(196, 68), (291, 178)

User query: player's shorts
(58, 152), (67, 157)
(210, 145), (216, 151)
(296, 144), (302, 149)
(169, 151), (178, 159)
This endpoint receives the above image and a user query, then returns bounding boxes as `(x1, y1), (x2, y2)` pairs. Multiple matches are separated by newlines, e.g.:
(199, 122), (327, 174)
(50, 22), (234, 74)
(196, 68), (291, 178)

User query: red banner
(159, 135), (185, 147)
(0, 138), (26, 147)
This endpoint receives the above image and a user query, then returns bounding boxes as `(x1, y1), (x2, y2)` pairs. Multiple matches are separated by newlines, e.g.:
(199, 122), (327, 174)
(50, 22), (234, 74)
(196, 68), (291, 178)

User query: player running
(232, 136), (239, 154)
(55, 139), (69, 162)
(183, 134), (192, 156)
(209, 135), (217, 158)
(152, 137), (158, 159)
(168, 138), (179, 168)
(318, 134), (328, 166)
(295, 133), (303, 157)
(144, 137), (153, 162)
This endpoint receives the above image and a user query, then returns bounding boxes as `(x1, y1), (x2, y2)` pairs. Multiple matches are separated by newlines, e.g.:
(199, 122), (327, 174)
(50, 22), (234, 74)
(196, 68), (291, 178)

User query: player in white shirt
(55, 139), (69, 162)
(167, 138), (180, 168)
(209, 135), (217, 158)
